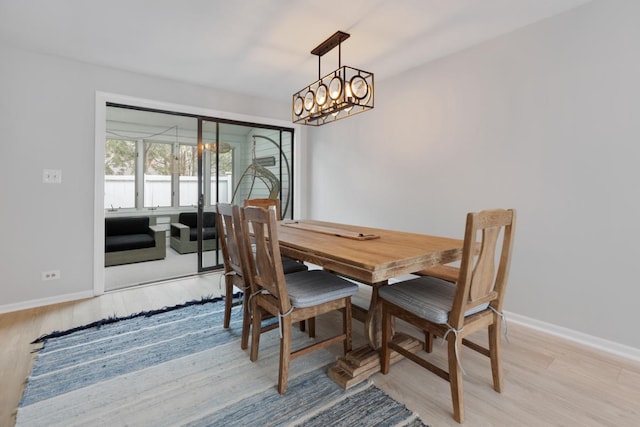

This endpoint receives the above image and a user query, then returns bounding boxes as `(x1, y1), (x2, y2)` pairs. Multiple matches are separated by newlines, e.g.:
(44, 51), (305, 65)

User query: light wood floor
(2, 275), (639, 426)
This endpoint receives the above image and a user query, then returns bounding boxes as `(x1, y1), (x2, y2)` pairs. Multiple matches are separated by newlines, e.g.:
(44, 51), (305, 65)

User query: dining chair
(217, 203), (256, 350)
(239, 205), (359, 394)
(218, 202), (310, 342)
(379, 208), (516, 423)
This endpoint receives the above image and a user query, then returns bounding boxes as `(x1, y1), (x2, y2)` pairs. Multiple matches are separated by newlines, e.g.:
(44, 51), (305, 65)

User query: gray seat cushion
(281, 256), (309, 274)
(285, 270), (359, 308)
(378, 276), (488, 324)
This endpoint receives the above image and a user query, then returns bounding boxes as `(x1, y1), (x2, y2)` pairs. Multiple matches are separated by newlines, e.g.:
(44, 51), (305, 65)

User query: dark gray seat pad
(105, 233), (155, 252)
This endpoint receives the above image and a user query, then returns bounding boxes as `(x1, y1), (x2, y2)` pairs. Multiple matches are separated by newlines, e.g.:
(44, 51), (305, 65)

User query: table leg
(349, 280), (389, 349)
(364, 281), (385, 349)
(328, 281), (422, 389)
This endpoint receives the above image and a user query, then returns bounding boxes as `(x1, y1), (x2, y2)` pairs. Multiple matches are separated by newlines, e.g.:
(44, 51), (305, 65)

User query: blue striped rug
(17, 297), (427, 427)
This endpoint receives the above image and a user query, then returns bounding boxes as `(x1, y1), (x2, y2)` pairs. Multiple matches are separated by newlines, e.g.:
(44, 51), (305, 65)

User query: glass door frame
(196, 118), (218, 272)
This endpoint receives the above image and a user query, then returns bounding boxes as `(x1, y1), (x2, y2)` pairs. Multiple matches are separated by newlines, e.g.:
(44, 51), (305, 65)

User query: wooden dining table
(277, 219), (465, 387)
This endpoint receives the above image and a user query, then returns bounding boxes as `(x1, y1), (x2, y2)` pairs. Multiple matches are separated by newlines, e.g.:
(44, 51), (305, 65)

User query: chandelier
(292, 31), (374, 126)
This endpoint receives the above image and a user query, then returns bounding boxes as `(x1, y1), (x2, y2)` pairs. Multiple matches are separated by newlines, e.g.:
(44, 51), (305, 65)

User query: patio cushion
(105, 233), (155, 252)
(105, 216), (150, 236)
(179, 212), (217, 228)
(188, 227), (217, 241)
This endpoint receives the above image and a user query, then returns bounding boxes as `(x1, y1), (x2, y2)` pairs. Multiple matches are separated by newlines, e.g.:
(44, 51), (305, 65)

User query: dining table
(277, 219), (465, 387)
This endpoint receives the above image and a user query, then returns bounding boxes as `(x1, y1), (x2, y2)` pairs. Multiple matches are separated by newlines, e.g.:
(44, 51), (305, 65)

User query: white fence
(105, 175), (232, 209)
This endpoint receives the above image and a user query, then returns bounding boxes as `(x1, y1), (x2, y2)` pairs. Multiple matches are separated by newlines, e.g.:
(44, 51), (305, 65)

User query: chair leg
(447, 335), (465, 423)
(424, 332), (434, 353)
(240, 291), (251, 350)
(489, 320), (503, 393)
(250, 301), (262, 362)
(343, 300), (352, 354)
(380, 305), (392, 374)
(223, 278), (233, 329)
(308, 317), (316, 338)
(278, 317), (293, 394)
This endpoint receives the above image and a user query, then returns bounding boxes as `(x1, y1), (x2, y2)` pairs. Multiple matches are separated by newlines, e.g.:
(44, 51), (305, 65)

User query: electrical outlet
(43, 169), (62, 184)
(41, 270), (61, 281)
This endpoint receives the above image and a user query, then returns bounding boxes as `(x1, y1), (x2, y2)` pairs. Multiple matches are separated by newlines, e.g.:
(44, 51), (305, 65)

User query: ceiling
(0, 0), (591, 104)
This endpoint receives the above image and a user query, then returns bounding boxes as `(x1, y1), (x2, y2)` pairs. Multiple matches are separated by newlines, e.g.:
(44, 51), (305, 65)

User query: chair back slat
(240, 205), (291, 314)
(216, 203), (247, 283)
(469, 226), (499, 302)
(452, 209), (516, 324)
(492, 212), (516, 306)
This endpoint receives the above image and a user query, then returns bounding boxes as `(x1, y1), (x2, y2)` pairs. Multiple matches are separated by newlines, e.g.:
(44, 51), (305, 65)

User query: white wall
(306, 0), (640, 350)
(0, 44), (290, 310)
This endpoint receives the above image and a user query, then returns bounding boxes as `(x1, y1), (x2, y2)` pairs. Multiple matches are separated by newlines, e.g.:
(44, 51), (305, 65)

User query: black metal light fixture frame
(292, 31), (374, 126)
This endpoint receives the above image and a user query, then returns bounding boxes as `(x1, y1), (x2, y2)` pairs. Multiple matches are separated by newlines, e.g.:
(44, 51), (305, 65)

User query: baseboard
(505, 310), (640, 363)
(0, 290), (95, 315)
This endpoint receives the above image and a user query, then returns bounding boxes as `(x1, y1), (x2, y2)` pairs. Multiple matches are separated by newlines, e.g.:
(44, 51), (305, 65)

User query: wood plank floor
(2, 274), (639, 426)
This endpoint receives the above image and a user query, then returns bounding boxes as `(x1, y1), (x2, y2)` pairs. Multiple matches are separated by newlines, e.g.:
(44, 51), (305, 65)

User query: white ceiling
(0, 0), (591, 104)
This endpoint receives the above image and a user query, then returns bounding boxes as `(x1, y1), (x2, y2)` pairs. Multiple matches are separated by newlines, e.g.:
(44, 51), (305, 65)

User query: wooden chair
(218, 198), (308, 338)
(379, 209), (516, 423)
(219, 202), (312, 352)
(217, 203), (253, 350)
(239, 205), (359, 394)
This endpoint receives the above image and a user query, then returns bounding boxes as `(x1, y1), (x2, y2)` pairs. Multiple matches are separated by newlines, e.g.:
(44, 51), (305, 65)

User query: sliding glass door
(104, 103), (295, 288)
(197, 119), (295, 271)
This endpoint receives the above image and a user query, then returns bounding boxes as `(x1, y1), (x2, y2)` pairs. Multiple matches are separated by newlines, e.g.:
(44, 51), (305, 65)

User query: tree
(179, 145), (197, 176)
(144, 142), (172, 175)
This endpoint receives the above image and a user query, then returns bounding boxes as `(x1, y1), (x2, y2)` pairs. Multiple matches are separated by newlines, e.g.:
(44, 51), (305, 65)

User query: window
(104, 139), (136, 209)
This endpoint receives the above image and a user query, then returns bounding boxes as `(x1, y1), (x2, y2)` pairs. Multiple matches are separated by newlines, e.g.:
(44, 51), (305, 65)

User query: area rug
(16, 296), (427, 427)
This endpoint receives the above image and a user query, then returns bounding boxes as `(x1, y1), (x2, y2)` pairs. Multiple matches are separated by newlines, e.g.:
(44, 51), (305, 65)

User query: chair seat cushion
(378, 276), (488, 324)
(285, 270), (359, 308)
(281, 256), (309, 274)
